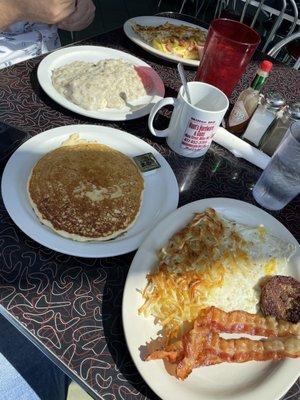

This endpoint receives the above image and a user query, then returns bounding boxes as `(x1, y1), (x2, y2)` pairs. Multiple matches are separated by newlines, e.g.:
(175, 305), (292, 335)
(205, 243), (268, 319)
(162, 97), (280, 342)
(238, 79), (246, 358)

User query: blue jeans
(0, 314), (70, 400)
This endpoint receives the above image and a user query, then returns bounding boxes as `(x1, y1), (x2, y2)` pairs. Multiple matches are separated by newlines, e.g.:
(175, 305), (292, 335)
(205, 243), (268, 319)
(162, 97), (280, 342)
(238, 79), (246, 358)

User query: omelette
(132, 22), (207, 60)
(28, 135), (144, 241)
(139, 208), (296, 340)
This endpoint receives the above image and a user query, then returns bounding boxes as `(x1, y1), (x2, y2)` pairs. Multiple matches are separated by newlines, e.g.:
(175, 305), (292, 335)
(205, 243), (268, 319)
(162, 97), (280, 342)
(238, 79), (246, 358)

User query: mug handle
(148, 97), (178, 138)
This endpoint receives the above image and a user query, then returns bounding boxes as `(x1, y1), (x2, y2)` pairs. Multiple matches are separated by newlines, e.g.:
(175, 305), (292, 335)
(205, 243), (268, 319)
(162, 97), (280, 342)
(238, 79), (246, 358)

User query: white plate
(37, 46), (165, 121)
(1, 125), (178, 258)
(123, 16), (207, 67)
(122, 198), (300, 400)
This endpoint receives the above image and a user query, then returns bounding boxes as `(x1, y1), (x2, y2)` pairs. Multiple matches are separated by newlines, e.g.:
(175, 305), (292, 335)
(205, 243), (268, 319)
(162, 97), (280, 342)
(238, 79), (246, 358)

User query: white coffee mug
(148, 82), (229, 157)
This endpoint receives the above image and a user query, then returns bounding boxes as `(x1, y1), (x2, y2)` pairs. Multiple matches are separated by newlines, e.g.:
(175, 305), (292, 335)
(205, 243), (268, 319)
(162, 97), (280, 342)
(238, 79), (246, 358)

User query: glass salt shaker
(242, 92), (286, 147)
(259, 102), (300, 156)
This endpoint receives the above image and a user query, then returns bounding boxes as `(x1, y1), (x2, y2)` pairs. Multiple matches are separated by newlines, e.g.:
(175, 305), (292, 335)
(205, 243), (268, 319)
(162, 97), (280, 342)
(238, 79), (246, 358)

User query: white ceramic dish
(122, 198), (300, 400)
(37, 46), (165, 121)
(1, 125), (179, 258)
(123, 16), (207, 67)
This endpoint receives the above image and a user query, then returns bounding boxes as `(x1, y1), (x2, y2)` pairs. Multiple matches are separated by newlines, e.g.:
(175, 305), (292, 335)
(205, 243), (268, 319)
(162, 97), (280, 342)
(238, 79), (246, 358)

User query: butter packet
(133, 153), (161, 175)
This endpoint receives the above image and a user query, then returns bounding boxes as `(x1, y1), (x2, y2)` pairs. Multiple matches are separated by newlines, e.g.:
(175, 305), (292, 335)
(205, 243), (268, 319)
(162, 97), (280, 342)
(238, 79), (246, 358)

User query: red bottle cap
(260, 60), (273, 72)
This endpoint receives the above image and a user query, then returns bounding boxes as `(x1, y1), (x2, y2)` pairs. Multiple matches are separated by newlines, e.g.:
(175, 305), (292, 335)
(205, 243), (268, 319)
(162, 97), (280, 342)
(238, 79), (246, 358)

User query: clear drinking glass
(253, 121), (300, 210)
(195, 19), (260, 97)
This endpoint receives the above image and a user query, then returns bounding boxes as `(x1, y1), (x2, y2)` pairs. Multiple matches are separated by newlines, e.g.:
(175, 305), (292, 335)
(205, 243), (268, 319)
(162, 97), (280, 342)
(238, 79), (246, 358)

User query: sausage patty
(260, 275), (300, 323)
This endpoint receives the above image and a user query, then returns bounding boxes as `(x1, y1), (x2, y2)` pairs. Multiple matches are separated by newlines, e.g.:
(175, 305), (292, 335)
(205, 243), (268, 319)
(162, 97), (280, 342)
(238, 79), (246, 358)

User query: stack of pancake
(28, 136), (144, 241)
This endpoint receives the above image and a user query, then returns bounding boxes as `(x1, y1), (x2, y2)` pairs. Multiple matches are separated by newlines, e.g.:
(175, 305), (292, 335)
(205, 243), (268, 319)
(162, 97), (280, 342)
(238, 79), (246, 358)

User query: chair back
(268, 30), (300, 69)
(214, 0), (299, 52)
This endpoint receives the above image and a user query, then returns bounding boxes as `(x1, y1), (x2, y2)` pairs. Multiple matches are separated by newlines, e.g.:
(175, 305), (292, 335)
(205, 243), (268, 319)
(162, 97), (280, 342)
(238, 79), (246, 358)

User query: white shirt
(0, 22), (60, 69)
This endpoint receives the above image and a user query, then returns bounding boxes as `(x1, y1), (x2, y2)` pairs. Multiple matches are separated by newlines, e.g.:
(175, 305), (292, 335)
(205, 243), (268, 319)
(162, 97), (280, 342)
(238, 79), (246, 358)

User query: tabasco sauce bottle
(227, 60), (273, 134)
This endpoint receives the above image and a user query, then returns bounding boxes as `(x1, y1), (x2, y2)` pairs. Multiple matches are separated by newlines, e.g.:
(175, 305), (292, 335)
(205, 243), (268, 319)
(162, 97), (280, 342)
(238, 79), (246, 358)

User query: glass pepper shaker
(259, 102), (300, 156)
(242, 92), (286, 147)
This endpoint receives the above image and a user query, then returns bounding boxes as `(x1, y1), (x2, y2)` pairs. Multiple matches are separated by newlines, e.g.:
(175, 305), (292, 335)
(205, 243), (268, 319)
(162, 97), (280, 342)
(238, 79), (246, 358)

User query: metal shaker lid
(265, 91), (286, 108)
(289, 102), (300, 120)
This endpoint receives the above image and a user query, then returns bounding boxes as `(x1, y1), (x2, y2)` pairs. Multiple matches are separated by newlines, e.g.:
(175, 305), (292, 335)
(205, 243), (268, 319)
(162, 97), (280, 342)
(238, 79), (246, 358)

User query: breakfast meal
(139, 208), (296, 339)
(132, 22), (207, 60)
(138, 208), (299, 378)
(52, 59), (147, 110)
(27, 134), (144, 241)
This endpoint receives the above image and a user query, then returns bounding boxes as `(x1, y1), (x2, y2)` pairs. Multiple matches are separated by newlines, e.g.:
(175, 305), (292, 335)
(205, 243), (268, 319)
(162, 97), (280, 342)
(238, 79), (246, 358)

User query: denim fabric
(0, 314), (70, 400)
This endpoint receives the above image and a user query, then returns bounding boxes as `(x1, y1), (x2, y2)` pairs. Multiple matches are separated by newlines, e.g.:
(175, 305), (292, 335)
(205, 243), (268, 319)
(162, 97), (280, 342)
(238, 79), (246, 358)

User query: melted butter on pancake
(73, 182), (123, 202)
(28, 135), (144, 241)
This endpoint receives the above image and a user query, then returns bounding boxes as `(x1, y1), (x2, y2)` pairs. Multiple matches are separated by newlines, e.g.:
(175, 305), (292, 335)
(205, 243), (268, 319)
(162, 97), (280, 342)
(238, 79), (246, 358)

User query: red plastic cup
(195, 19), (260, 97)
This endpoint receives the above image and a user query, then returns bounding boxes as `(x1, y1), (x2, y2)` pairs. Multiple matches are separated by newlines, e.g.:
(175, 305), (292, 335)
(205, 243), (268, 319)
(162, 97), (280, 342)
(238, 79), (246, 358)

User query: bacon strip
(197, 307), (300, 337)
(146, 341), (184, 363)
(146, 307), (300, 363)
(208, 334), (300, 361)
(175, 327), (211, 379)
(146, 307), (300, 379)
(176, 332), (300, 380)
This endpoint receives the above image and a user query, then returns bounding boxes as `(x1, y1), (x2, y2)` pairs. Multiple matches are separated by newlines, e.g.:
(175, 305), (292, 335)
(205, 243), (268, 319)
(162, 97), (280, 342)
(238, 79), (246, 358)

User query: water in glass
(253, 122), (300, 210)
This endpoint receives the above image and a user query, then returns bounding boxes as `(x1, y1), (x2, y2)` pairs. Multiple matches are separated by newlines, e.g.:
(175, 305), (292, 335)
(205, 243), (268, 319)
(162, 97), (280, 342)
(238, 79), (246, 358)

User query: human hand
(14, 0), (77, 24)
(57, 0), (95, 31)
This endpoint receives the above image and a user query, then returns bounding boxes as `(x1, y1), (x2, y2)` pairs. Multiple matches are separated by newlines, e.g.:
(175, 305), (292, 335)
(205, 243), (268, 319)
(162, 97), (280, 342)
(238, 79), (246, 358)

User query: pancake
(28, 136), (144, 241)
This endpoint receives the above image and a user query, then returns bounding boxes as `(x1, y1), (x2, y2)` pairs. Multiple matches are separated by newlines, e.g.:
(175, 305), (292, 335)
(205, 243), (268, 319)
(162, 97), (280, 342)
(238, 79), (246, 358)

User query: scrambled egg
(133, 22), (206, 60)
(139, 209), (295, 340)
(152, 38), (200, 60)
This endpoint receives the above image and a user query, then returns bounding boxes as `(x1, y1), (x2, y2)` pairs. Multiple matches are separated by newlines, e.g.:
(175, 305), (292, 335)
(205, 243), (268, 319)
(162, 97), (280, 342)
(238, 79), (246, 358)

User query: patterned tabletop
(0, 24), (299, 400)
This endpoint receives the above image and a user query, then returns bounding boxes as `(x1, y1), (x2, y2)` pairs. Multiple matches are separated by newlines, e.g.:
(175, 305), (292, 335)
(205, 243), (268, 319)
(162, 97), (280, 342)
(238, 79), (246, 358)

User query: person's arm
(0, 0), (76, 31)
(0, 0), (22, 30)
(57, 0), (95, 32)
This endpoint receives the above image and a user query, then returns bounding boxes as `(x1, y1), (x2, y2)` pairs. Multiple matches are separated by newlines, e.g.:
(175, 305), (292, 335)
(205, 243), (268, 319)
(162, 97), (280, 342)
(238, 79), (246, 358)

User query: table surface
(0, 23), (299, 400)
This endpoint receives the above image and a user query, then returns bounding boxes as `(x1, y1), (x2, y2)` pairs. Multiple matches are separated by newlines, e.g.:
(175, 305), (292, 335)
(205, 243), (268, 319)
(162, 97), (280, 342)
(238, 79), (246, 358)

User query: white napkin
(213, 127), (271, 170)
